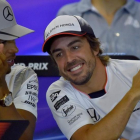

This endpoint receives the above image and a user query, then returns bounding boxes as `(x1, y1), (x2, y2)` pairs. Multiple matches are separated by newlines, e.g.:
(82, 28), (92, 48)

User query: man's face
(50, 36), (98, 85)
(0, 40), (18, 74)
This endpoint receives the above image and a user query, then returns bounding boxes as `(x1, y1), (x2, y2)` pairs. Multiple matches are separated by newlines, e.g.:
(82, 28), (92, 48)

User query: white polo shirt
(47, 59), (140, 140)
(6, 64), (38, 118)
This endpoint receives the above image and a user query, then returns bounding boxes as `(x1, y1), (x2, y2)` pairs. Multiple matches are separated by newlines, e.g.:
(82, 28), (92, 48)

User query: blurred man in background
(0, 0), (38, 139)
(57, 0), (140, 58)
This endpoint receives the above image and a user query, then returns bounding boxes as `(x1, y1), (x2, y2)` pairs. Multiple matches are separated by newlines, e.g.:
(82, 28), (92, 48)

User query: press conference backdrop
(6, 0), (140, 140)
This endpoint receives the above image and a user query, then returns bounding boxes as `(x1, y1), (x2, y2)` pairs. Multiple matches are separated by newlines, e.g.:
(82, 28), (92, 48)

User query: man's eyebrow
(51, 48), (62, 54)
(51, 39), (82, 54)
(67, 39), (82, 47)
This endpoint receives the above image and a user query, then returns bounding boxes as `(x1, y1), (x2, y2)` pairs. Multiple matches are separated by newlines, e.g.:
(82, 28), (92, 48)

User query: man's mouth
(69, 64), (83, 72)
(7, 59), (14, 66)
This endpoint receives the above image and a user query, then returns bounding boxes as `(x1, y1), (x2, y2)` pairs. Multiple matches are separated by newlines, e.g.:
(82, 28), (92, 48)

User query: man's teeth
(70, 64), (82, 72)
(7, 60), (13, 63)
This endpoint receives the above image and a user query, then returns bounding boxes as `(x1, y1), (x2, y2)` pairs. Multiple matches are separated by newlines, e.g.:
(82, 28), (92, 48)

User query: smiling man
(0, 0), (38, 140)
(42, 15), (140, 140)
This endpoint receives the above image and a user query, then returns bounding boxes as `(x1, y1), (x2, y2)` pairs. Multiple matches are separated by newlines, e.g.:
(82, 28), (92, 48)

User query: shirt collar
(123, 0), (138, 15)
(77, 0), (92, 12)
(77, 0), (138, 15)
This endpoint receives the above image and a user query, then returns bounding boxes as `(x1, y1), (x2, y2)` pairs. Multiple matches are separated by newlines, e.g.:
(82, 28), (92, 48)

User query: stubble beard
(60, 57), (96, 85)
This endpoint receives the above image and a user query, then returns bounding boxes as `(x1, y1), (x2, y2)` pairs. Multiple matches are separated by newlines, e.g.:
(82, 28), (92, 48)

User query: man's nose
(66, 51), (74, 63)
(8, 46), (19, 54)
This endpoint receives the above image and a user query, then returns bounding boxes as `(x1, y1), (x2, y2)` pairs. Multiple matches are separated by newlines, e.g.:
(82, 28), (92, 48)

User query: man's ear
(93, 47), (99, 56)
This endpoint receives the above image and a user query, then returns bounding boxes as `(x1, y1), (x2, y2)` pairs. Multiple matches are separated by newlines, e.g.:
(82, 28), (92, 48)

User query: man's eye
(56, 52), (62, 58)
(73, 46), (79, 49)
(0, 40), (7, 44)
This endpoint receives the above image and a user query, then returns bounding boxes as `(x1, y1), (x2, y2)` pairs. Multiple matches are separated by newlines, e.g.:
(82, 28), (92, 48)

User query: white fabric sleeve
(47, 84), (94, 140)
(13, 69), (38, 118)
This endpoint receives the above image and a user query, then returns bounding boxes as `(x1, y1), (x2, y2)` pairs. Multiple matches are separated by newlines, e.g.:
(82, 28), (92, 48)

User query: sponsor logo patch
(29, 79), (38, 84)
(3, 6), (13, 21)
(67, 113), (83, 125)
(46, 23), (74, 38)
(28, 95), (37, 103)
(25, 91), (38, 97)
(27, 84), (38, 91)
(50, 90), (61, 102)
(54, 95), (69, 110)
(22, 100), (36, 108)
(62, 105), (76, 117)
(87, 108), (100, 123)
